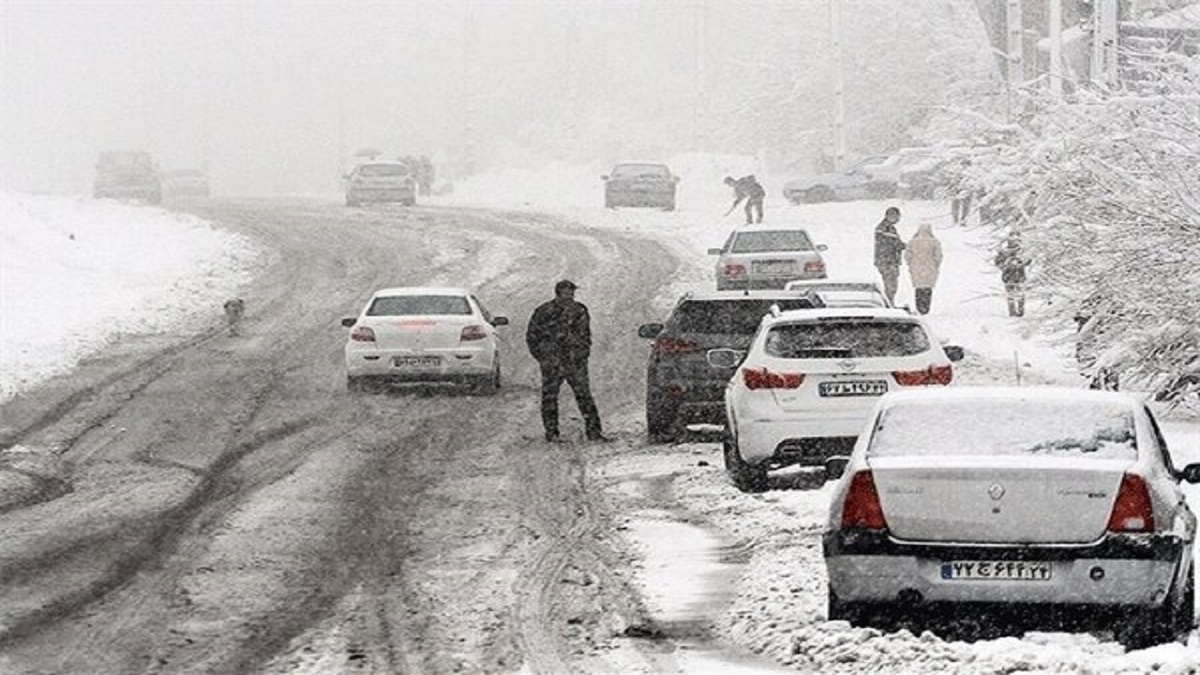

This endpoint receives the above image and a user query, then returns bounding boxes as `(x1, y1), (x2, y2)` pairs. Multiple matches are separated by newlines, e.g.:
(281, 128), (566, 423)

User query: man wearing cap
(526, 280), (607, 442)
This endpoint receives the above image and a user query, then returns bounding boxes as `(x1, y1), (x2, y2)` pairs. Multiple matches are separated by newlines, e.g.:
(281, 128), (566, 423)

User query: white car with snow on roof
(823, 386), (1200, 649)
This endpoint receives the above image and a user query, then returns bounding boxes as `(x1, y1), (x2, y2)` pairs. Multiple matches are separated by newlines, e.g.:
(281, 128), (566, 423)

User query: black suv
(637, 290), (822, 442)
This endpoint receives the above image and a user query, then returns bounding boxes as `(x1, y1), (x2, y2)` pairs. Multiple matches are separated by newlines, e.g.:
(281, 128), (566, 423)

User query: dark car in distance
(602, 162), (678, 211)
(637, 290), (822, 442)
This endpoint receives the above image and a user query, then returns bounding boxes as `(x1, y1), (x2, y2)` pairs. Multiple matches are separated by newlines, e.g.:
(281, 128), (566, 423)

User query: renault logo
(988, 483), (1006, 501)
(837, 359), (858, 371)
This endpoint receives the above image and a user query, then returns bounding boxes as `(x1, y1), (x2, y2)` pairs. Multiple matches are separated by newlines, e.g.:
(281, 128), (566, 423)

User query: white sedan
(714, 307), (963, 492)
(824, 386), (1200, 649)
(342, 287), (508, 393)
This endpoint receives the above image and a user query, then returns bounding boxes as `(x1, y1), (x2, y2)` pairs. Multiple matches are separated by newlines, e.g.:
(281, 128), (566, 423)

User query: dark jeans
(539, 357), (602, 438)
(745, 196), (764, 224)
(914, 287), (932, 314)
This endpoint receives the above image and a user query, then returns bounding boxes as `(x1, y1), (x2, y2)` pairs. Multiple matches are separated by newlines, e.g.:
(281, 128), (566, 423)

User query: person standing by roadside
(993, 231), (1030, 317)
(873, 206), (905, 306)
(525, 280), (609, 442)
(903, 222), (943, 314)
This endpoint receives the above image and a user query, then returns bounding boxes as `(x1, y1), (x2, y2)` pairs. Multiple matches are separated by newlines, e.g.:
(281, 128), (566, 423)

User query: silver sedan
(823, 386), (1200, 649)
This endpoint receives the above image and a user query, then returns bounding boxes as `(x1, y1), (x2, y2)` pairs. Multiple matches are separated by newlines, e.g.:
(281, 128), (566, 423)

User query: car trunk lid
(868, 456), (1131, 544)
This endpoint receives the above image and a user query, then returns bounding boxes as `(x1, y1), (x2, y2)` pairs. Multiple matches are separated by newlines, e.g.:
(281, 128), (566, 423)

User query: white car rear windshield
(730, 230), (813, 253)
(869, 400), (1137, 460)
(367, 295), (472, 316)
(358, 164), (409, 177)
(611, 164), (669, 178)
(763, 320), (929, 358)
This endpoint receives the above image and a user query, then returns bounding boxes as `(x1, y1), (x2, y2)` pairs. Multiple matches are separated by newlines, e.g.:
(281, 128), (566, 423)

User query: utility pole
(830, 0), (845, 171)
(1005, 0), (1023, 121)
(1090, 0), (1119, 88)
(1048, 0), (1063, 96)
(693, 0), (708, 151)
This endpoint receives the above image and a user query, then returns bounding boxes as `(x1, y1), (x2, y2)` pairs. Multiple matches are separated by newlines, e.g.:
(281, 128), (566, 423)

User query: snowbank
(0, 192), (259, 402)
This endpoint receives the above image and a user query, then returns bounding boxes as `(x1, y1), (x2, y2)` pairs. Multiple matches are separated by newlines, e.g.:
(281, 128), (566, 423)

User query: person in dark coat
(724, 175), (765, 224)
(525, 280), (607, 442)
(873, 207), (905, 306)
(993, 231), (1030, 317)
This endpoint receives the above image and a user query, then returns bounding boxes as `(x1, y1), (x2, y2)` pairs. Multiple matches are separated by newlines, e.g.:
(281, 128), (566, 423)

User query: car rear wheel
(827, 591), (882, 627)
(1117, 564), (1193, 648)
(474, 357), (501, 395)
(805, 186), (834, 203)
(724, 434), (767, 493)
(645, 389), (677, 443)
(347, 376), (369, 393)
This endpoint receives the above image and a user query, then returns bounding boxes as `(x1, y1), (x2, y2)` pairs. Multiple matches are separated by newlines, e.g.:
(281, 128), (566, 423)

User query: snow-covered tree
(933, 54), (1200, 399)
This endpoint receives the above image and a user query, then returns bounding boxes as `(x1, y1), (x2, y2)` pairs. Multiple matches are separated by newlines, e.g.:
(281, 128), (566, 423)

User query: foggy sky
(1, 0), (725, 196)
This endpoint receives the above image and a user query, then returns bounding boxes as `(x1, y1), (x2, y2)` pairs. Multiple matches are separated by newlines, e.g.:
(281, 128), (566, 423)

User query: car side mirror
(638, 323), (664, 339)
(944, 345), (964, 362)
(825, 456), (851, 480)
(816, 244), (828, 251)
(706, 247), (723, 255)
(491, 316), (509, 327)
(1178, 463), (1200, 484)
(341, 317), (356, 328)
(706, 348), (744, 369)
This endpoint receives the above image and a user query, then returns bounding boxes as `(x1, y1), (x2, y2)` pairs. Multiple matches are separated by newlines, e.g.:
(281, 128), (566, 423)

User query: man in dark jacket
(724, 175), (765, 224)
(526, 280), (607, 442)
(993, 232), (1030, 317)
(873, 206), (905, 306)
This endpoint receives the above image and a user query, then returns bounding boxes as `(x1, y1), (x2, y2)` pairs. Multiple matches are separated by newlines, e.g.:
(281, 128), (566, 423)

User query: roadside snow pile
(668, 447), (1200, 673)
(0, 192), (259, 402)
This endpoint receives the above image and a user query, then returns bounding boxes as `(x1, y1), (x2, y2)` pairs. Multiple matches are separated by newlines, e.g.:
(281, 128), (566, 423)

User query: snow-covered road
(2, 160), (1199, 672)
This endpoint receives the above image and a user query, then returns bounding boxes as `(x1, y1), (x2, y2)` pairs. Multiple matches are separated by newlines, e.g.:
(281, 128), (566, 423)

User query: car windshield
(730, 230), (813, 253)
(763, 320), (929, 358)
(611, 164), (669, 178)
(869, 399), (1137, 460)
(358, 164), (409, 177)
(367, 295), (472, 316)
(670, 299), (817, 334)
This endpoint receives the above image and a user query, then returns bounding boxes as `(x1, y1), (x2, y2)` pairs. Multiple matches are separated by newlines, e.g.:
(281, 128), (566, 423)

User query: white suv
(714, 307), (963, 492)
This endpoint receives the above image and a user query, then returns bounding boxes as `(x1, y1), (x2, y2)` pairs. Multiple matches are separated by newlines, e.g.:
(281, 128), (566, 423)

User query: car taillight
(892, 364), (952, 386)
(722, 264), (746, 278)
(841, 470), (889, 531)
(742, 367), (804, 390)
(1107, 473), (1156, 533)
(350, 326), (376, 342)
(804, 260), (826, 275)
(460, 325), (488, 341)
(653, 337), (702, 355)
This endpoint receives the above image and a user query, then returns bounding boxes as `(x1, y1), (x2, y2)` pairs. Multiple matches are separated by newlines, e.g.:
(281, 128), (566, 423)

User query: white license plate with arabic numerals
(818, 380), (887, 397)
(940, 560), (1052, 581)
(392, 355), (441, 368)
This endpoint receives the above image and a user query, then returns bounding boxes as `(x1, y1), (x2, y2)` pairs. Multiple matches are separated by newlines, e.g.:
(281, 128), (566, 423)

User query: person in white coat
(903, 222), (943, 314)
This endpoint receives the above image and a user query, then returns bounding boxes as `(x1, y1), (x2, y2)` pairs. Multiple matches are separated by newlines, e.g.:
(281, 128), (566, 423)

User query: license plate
(940, 560), (1052, 581)
(819, 380), (887, 397)
(752, 260), (796, 275)
(391, 355), (441, 367)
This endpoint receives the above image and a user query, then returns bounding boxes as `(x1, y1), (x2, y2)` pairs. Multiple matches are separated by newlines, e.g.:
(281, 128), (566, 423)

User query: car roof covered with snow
(877, 385), (1141, 408)
(370, 286), (471, 298)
